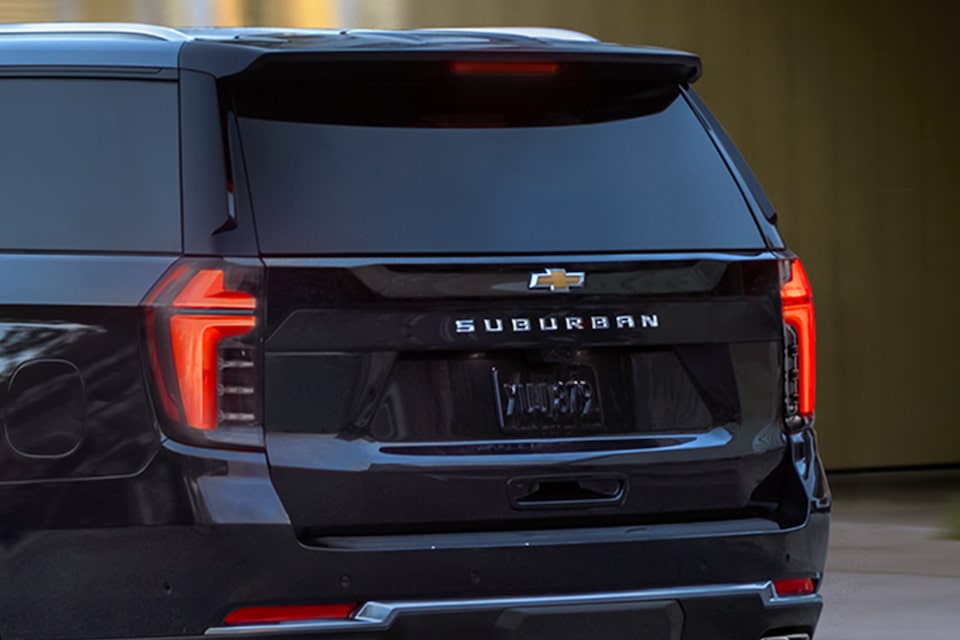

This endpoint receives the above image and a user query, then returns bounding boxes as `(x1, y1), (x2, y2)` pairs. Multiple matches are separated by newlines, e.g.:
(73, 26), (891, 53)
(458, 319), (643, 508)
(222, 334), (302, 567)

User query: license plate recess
(492, 364), (603, 435)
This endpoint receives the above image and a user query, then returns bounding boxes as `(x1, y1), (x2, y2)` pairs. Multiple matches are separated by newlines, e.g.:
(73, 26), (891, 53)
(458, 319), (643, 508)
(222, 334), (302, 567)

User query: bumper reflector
(772, 578), (816, 597)
(223, 603), (357, 625)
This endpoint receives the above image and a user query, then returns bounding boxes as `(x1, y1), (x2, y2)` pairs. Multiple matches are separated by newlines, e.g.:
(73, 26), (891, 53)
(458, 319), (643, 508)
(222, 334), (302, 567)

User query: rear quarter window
(0, 78), (180, 253)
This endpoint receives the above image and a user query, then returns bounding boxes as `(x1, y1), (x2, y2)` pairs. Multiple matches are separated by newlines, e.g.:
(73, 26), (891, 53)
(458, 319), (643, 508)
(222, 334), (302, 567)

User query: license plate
(492, 365), (603, 435)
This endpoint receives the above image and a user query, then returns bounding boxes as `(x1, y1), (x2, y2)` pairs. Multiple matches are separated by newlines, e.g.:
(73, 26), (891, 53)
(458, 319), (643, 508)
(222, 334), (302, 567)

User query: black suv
(0, 23), (828, 640)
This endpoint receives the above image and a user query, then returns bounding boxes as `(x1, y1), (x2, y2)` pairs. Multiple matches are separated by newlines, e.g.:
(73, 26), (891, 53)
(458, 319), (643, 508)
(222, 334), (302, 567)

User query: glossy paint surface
(259, 254), (794, 535)
(0, 256), (173, 486)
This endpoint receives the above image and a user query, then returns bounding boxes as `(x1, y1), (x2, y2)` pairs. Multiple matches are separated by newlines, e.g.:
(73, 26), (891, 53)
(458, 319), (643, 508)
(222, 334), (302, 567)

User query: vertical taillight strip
(143, 260), (265, 449)
(168, 314), (256, 431)
(781, 258), (816, 426)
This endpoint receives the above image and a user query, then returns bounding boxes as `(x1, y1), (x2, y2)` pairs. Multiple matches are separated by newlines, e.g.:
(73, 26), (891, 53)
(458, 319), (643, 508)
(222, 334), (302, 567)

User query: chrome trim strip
(207, 581), (815, 635)
(0, 23), (190, 42)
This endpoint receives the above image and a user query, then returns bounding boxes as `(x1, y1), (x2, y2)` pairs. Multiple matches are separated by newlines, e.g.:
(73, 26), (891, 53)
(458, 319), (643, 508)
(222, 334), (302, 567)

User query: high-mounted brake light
(449, 60), (560, 75)
(781, 258), (816, 423)
(223, 603), (357, 626)
(143, 260), (264, 449)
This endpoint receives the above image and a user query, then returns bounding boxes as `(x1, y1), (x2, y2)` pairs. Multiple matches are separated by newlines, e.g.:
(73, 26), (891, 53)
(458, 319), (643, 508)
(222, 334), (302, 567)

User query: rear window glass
(232, 70), (763, 255)
(0, 79), (180, 253)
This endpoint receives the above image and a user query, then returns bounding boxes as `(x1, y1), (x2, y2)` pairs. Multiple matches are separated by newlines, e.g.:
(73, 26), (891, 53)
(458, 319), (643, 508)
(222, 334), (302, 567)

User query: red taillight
(143, 260), (264, 449)
(223, 603), (357, 626)
(449, 60), (560, 75)
(781, 258), (816, 422)
(169, 315), (255, 430)
(173, 269), (256, 311)
(773, 577), (816, 597)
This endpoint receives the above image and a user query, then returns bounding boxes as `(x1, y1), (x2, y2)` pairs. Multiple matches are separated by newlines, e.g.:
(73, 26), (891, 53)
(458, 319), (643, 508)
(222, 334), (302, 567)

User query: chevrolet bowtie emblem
(528, 268), (586, 293)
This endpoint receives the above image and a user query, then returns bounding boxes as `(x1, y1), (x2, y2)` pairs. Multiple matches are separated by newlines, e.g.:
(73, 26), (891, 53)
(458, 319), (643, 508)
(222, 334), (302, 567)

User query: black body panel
(258, 255), (789, 535)
(0, 500), (827, 639)
(0, 422), (828, 639)
(0, 255), (173, 487)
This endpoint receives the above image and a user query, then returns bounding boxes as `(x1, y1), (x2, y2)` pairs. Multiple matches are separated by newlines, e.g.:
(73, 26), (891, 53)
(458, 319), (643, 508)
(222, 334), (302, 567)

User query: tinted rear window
(234, 78), (763, 255)
(0, 79), (179, 253)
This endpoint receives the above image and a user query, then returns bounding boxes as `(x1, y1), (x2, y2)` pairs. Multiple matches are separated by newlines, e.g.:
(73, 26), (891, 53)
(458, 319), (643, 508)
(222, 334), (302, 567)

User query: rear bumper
(1, 512), (829, 640)
(205, 582), (822, 640)
(0, 435), (829, 640)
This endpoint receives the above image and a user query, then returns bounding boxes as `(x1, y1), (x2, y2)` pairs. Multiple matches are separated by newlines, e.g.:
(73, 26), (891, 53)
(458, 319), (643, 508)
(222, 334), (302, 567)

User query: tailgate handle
(508, 475), (626, 509)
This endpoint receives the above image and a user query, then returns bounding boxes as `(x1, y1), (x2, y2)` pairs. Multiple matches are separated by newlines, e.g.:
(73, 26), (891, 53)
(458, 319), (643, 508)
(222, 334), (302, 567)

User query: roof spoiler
(180, 33), (701, 84)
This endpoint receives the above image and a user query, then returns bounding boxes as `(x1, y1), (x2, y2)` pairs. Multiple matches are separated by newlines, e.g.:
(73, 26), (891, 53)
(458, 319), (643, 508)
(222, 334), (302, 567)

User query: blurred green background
(4, 0), (959, 470)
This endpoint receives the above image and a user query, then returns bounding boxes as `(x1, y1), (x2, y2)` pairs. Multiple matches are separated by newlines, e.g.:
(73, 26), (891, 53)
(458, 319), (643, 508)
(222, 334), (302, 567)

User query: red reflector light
(781, 259), (816, 418)
(223, 603), (357, 625)
(773, 578), (816, 597)
(450, 60), (560, 75)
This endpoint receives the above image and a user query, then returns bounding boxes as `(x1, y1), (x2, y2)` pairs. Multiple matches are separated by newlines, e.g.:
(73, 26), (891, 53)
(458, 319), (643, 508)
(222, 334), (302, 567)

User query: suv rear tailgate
(261, 255), (787, 536)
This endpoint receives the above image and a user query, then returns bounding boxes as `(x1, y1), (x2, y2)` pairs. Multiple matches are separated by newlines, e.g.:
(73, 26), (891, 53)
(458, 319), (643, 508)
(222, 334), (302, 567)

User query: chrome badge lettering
(453, 313), (659, 335)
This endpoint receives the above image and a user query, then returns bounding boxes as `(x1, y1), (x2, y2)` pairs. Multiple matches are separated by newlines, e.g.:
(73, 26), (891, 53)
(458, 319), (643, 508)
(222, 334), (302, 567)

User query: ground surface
(816, 469), (960, 640)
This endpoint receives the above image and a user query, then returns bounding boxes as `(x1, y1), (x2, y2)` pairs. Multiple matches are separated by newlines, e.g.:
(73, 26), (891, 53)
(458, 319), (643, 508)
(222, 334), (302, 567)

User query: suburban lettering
(483, 318), (504, 332)
(454, 313), (658, 335)
(539, 317), (559, 331)
(512, 318), (531, 332)
(591, 316), (610, 329)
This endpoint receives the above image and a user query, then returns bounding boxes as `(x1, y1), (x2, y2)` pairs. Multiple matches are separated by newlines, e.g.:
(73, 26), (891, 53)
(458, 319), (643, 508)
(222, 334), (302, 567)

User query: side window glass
(0, 79), (180, 252)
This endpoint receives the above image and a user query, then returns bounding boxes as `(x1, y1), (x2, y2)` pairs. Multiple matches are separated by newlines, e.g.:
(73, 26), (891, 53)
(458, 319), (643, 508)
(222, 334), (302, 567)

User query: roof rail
(0, 22), (190, 42)
(424, 27), (598, 42)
